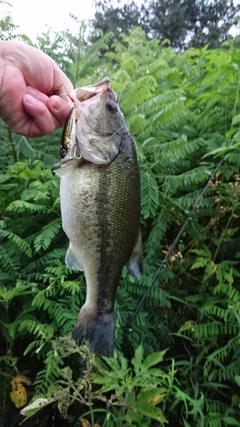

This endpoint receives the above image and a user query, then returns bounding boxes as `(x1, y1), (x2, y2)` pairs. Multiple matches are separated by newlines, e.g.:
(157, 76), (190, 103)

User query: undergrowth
(1, 22), (240, 427)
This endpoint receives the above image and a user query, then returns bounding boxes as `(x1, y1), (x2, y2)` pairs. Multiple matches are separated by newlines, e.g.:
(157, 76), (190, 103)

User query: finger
(52, 65), (73, 94)
(25, 87), (72, 126)
(23, 93), (59, 137)
(47, 95), (72, 127)
(25, 86), (49, 105)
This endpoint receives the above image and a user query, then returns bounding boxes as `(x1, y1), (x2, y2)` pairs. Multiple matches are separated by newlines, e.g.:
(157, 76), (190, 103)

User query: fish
(55, 77), (142, 357)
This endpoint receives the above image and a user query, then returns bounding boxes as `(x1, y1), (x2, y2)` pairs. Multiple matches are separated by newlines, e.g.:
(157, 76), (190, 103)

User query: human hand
(0, 41), (73, 137)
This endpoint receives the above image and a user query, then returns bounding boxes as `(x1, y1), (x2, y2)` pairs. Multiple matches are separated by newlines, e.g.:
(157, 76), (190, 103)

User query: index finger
(52, 64), (73, 95)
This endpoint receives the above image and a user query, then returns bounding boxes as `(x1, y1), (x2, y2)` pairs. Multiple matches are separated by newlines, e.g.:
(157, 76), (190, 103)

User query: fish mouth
(61, 77), (118, 163)
(73, 77), (111, 102)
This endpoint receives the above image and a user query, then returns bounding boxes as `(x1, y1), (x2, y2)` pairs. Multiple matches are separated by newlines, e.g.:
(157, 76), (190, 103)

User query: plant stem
(7, 127), (17, 163)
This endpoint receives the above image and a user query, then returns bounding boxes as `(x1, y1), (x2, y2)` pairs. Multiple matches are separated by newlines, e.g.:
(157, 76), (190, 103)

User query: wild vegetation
(92, 0), (240, 49)
(1, 12), (240, 427)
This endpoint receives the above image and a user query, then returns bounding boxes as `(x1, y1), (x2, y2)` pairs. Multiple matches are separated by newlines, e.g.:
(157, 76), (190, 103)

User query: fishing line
(125, 153), (227, 332)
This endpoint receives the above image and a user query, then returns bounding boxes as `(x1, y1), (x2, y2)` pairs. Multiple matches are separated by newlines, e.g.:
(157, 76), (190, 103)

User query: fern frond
(18, 320), (54, 341)
(204, 335), (240, 380)
(0, 245), (21, 274)
(13, 134), (36, 158)
(141, 170), (159, 219)
(164, 166), (212, 188)
(214, 282), (240, 302)
(162, 137), (206, 160)
(176, 189), (215, 210)
(34, 350), (64, 394)
(201, 304), (231, 322)
(23, 248), (66, 274)
(119, 77), (156, 114)
(89, 30), (114, 52)
(0, 229), (32, 257)
(194, 322), (239, 340)
(144, 207), (168, 261)
(34, 218), (62, 252)
(137, 89), (186, 115)
(7, 200), (48, 213)
(152, 98), (188, 128)
(217, 358), (240, 382)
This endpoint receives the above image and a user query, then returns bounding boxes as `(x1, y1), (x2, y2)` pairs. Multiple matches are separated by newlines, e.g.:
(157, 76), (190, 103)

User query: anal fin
(65, 243), (83, 271)
(126, 230), (143, 280)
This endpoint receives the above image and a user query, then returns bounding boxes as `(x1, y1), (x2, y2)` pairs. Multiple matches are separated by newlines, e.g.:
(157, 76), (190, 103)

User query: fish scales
(56, 78), (142, 357)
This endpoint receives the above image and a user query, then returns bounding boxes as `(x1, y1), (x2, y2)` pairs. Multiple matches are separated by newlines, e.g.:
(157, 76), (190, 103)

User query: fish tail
(72, 308), (115, 358)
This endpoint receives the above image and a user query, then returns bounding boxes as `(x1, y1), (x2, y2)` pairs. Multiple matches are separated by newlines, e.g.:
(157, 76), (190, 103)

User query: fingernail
(51, 97), (63, 111)
(26, 86), (39, 96)
(24, 94), (36, 105)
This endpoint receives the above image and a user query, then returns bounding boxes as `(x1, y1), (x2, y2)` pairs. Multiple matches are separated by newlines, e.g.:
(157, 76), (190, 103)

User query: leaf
(7, 200), (47, 213)
(10, 375), (31, 408)
(190, 258), (210, 270)
(232, 114), (240, 126)
(179, 320), (196, 332)
(138, 405), (167, 423)
(34, 218), (62, 251)
(20, 397), (56, 419)
(151, 97), (187, 126)
(141, 171), (159, 219)
(191, 247), (212, 258)
(132, 345), (144, 374)
(135, 388), (168, 423)
(222, 417), (240, 426)
(235, 375), (240, 387)
(79, 418), (91, 427)
(142, 349), (168, 370)
(203, 261), (216, 281)
(79, 418), (101, 427)
(0, 230), (32, 257)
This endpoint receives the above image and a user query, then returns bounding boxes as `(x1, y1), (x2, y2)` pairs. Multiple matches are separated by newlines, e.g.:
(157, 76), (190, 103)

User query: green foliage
(21, 341), (173, 425)
(92, 0), (240, 50)
(147, 0), (240, 49)
(1, 20), (240, 427)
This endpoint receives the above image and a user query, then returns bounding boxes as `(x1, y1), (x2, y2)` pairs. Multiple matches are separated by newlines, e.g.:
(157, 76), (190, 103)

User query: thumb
(48, 95), (72, 127)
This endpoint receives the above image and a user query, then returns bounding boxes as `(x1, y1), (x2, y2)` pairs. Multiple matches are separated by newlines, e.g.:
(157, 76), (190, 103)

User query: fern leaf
(0, 229), (32, 257)
(137, 89), (186, 115)
(34, 218), (62, 252)
(151, 97), (187, 128)
(34, 350), (64, 393)
(7, 200), (48, 213)
(14, 134), (36, 158)
(141, 171), (159, 219)
(204, 336), (240, 381)
(0, 246), (21, 274)
(165, 166), (212, 188)
(23, 248), (66, 274)
(145, 207), (168, 261)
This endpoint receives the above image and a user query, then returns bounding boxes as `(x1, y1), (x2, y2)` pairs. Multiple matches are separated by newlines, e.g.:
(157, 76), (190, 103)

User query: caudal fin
(72, 308), (115, 358)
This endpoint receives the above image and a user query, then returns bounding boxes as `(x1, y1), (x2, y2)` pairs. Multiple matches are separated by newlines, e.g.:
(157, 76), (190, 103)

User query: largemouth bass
(55, 78), (142, 357)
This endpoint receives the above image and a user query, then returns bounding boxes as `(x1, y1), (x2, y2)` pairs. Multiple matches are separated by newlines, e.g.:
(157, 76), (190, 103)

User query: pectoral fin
(126, 231), (143, 280)
(65, 244), (83, 271)
(54, 159), (82, 177)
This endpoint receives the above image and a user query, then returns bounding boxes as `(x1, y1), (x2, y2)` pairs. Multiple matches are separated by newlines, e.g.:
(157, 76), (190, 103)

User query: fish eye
(60, 147), (67, 157)
(105, 100), (117, 112)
